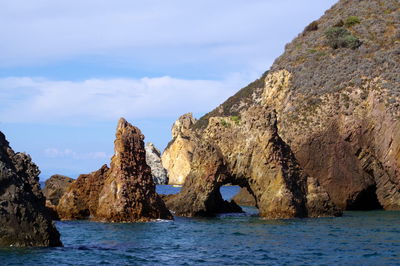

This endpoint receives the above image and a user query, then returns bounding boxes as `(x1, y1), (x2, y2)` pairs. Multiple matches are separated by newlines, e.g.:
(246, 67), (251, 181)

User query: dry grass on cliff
(193, 71), (268, 131)
(192, 0), (399, 131)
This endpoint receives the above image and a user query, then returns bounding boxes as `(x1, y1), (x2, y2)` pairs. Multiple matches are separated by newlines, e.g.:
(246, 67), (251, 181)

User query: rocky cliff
(0, 132), (62, 247)
(162, 113), (197, 185)
(57, 118), (172, 222)
(164, 0), (400, 217)
(165, 108), (340, 218)
(145, 143), (168, 184)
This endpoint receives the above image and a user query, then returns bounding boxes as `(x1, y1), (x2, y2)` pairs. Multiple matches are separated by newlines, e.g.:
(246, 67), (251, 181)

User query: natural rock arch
(165, 108), (341, 219)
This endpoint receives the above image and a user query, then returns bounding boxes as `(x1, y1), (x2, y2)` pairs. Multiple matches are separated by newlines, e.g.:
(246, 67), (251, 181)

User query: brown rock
(43, 174), (74, 210)
(57, 118), (172, 222)
(165, 141), (243, 217)
(57, 165), (109, 220)
(165, 108), (341, 218)
(232, 188), (256, 207)
(163, 0), (400, 216)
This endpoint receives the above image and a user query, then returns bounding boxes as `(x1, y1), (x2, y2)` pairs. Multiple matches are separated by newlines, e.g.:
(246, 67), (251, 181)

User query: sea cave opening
(346, 184), (383, 211)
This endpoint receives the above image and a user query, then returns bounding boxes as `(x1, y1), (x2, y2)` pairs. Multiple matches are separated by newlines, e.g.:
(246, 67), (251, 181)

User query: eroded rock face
(57, 118), (172, 222)
(145, 143), (168, 184)
(165, 108), (341, 218)
(57, 165), (109, 220)
(0, 132), (62, 247)
(265, 0), (400, 210)
(95, 119), (172, 222)
(164, 0), (400, 217)
(162, 113), (197, 185)
(165, 141), (243, 217)
(43, 174), (74, 208)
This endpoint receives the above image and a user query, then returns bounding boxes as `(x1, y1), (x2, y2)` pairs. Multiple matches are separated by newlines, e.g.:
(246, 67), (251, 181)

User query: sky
(0, 0), (337, 180)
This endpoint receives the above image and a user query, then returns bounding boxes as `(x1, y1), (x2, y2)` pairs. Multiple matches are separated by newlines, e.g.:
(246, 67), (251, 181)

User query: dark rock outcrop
(145, 143), (168, 184)
(164, 0), (400, 217)
(0, 132), (62, 247)
(57, 118), (173, 222)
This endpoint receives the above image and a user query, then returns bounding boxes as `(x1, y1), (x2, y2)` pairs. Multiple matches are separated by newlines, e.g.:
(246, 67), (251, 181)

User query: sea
(1, 185), (400, 265)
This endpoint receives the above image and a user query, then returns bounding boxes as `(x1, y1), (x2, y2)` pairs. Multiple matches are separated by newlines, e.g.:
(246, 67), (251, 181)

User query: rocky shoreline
(1, 0), (399, 247)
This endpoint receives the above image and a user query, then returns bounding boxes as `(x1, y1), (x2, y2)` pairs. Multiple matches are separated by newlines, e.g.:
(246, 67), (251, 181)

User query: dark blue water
(1, 186), (400, 265)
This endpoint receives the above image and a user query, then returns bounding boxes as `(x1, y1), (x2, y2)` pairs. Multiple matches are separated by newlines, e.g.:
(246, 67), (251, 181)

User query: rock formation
(57, 118), (172, 222)
(165, 109), (340, 218)
(232, 188), (256, 207)
(0, 131), (62, 247)
(164, 0), (400, 217)
(57, 165), (108, 220)
(43, 174), (74, 209)
(145, 143), (168, 184)
(162, 113), (197, 185)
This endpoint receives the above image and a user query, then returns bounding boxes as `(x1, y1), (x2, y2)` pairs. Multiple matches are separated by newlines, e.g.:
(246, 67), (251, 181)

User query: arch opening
(217, 174), (259, 215)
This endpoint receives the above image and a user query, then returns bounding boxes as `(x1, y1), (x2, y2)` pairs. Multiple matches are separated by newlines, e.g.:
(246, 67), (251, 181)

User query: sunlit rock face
(162, 113), (197, 185)
(57, 118), (173, 222)
(0, 132), (62, 247)
(164, 0), (400, 217)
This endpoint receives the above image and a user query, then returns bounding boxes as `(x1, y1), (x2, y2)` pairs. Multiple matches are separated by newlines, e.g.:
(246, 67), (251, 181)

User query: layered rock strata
(145, 143), (168, 184)
(0, 132), (62, 247)
(57, 118), (173, 222)
(164, 0), (400, 217)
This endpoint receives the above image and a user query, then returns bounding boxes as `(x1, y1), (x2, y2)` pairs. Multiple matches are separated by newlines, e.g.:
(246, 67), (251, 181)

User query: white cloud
(0, 75), (250, 123)
(0, 0), (337, 69)
(44, 148), (109, 160)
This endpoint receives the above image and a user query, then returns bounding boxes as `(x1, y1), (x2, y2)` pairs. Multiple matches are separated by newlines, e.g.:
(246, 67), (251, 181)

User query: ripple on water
(1, 187), (400, 264)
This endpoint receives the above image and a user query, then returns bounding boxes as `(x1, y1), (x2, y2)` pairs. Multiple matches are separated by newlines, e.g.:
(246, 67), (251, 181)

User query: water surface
(1, 186), (399, 265)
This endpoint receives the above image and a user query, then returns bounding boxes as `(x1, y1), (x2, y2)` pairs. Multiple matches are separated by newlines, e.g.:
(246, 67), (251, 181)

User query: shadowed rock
(57, 165), (109, 220)
(57, 118), (172, 222)
(0, 132), (62, 247)
(43, 174), (74, 211)
(145, 143), (168, 184)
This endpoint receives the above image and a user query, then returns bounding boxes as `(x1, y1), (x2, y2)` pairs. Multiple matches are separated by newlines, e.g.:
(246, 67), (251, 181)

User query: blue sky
(0, 0), (337, 180)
